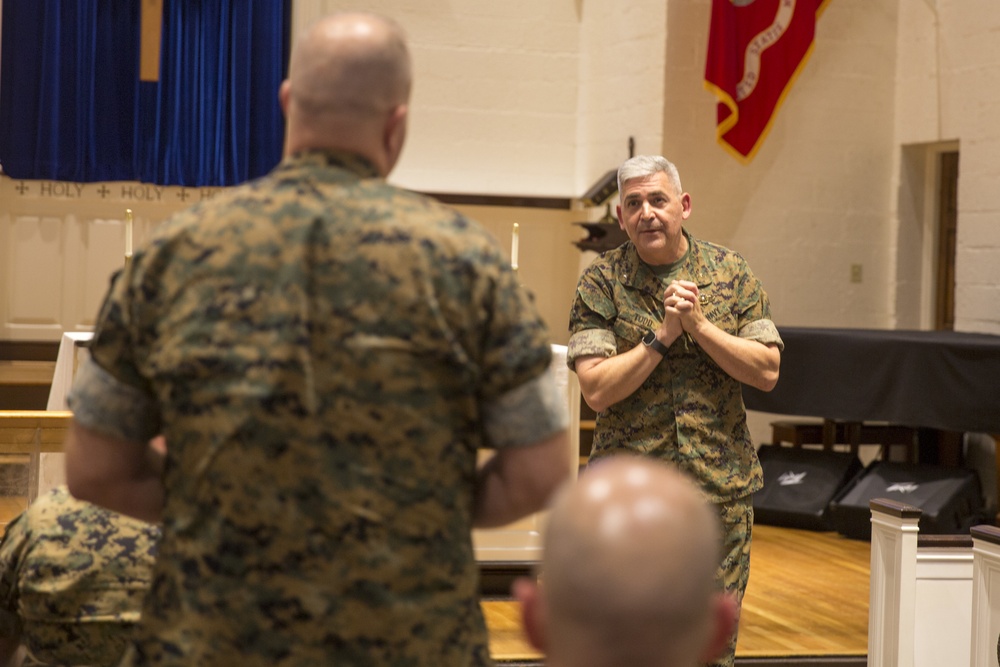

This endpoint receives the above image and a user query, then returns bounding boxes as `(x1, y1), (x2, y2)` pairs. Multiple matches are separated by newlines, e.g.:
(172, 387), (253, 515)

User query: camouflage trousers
(707, 495), (753, 667)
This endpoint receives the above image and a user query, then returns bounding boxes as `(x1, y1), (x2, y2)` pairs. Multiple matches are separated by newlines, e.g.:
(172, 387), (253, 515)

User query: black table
(742, 326), (1000, 434)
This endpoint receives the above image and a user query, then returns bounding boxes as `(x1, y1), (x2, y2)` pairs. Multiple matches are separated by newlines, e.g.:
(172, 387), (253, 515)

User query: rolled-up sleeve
(482, 365), (569, 448)
(67, 358), (161, 444)
(566, 329), (617, 371)
(739, 318), (784, 351)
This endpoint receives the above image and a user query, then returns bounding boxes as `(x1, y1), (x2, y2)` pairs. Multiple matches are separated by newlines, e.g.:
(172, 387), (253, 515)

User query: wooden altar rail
(770, 419), (920, 462)
(868, 499), (1000, 667)
(0, 411), (71, 453)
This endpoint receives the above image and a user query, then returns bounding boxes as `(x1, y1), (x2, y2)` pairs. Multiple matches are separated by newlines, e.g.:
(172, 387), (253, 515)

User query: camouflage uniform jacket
(0, 486), (159, 666)
(567, 231), (783, 502)
(71, 150), (559, 666)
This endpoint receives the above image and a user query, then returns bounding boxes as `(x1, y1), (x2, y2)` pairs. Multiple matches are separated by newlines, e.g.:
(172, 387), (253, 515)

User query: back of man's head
(280, 12), (412, 174)
(516, 456), (736, 667)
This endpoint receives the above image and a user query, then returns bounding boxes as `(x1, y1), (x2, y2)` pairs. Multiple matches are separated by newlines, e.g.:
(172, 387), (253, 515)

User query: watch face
(643, 330), (667, 355)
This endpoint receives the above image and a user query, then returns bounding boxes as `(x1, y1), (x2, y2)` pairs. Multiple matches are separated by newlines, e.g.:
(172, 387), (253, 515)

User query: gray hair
(617, 155), (683, 196)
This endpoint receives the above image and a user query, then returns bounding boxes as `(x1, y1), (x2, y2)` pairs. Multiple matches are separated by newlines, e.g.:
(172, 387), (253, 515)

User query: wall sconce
(573, 204), (627, 253)
(574, 168), (624, 253)
(579, 168), (618, 208)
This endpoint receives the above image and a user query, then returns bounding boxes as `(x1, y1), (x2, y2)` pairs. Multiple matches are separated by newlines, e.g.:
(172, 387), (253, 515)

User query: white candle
(125, 209), (134, 258)
(511, 222), (519, 270)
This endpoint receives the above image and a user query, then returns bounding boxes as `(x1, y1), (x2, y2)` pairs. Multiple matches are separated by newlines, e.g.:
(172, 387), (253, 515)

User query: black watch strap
(642, 330), (668, 356)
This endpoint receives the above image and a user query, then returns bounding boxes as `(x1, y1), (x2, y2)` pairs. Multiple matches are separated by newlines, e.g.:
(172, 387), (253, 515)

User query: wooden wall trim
(420, 191), (574, 210)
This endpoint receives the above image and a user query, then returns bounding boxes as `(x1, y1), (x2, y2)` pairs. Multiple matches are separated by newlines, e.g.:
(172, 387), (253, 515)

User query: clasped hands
(658, 279), (704, 344)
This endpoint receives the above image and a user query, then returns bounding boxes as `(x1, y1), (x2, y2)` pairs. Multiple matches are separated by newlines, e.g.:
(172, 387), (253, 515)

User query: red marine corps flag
(704, 0), (831, 162)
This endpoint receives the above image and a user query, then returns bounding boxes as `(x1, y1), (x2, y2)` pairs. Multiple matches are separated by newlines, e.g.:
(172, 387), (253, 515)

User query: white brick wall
(575, 0), (667, 193)
(297, 1), (582, 197)
(193, 0), (1000, 333)
(3, 0), (1000, 341)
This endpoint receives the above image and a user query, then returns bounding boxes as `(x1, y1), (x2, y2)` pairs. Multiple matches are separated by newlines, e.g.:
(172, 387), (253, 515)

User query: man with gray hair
(567, 154), (782, 667)
(64, 12), (570, 666)
(514, 455), (737, 667)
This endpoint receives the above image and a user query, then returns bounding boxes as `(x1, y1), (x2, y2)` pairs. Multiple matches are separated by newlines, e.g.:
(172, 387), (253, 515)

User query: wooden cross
(140, 0), (164, 82)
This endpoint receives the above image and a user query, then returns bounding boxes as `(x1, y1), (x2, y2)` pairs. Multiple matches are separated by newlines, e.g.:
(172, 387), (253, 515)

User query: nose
(640, 201), (654, 218)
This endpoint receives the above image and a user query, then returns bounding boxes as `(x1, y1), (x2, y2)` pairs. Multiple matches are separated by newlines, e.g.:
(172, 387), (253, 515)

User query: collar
(616, 229), (712, 290)
(280, 149), (381, 180)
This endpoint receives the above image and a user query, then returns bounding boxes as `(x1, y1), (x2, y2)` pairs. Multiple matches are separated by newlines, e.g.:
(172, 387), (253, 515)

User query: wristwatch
(642, 330), (668, 356)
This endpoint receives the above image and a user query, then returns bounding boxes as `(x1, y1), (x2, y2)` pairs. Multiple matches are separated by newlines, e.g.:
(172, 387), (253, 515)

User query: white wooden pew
(868, 498), (974, 667)
(970, 524), (1000, 667)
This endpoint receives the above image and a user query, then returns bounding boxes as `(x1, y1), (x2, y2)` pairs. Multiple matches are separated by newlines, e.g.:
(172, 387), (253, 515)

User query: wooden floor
(0, 498), (870, 663)
(483, 523), (871, 662)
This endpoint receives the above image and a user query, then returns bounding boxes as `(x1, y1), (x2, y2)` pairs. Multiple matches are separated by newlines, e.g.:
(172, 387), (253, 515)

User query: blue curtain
(0, 0), (290, 187)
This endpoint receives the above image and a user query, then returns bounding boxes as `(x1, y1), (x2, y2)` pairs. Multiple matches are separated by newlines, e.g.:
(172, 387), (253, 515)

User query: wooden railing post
(868, 498), (922, 667)
(970, 524), (1000, 667)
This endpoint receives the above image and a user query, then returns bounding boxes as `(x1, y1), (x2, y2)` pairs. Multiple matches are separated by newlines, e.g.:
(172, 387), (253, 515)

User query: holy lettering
(38, 181), (85, 198)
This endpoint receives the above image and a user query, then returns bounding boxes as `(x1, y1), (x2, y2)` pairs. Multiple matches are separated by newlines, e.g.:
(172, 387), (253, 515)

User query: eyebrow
(623, 190), (669, 202)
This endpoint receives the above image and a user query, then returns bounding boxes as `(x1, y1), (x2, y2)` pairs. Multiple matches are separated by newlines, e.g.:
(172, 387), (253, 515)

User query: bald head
(525, 456), (727, 667)
(280, 12), (412, 174)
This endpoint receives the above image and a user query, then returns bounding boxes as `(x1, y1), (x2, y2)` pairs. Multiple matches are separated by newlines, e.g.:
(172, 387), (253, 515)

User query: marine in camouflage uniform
(0, 485), (159, 667)
(568, 156), (782, 667)
(568, 230), (779, 499)
(67, 147), (566, 666)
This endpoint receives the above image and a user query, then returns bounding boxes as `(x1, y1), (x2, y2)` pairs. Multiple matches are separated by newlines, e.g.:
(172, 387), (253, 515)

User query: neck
(283, 117), (389, 176)
(637, 230), (688, 266)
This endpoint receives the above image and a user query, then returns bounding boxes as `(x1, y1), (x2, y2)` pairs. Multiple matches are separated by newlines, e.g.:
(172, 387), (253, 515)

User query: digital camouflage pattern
(568, 231), (781, 667)
(712, 495), (753, 667)
(71, 150), (559, 666)
(0, 485), (159, 667)
(567, 231), (783, 503)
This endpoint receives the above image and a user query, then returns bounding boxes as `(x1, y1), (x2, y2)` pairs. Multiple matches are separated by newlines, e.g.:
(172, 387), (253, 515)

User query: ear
(278, 80), (291, 117)
(616, 204), (626, 230)
(699, 591), (738, 663)
(512, 576), (547, 652)
(680, 192), (693, 220)
(382, 104), (409, 174)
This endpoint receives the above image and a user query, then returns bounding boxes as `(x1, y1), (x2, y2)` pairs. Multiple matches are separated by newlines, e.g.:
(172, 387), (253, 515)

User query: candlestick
(511, 222), (519, 271)
(125, 209), (134, 260)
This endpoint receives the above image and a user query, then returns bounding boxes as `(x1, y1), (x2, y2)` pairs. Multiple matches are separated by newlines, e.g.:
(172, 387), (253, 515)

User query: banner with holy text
(704, 0), (831, 162)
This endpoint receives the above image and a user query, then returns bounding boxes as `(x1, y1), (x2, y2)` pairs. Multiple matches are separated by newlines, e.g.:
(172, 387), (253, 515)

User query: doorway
(894, 141), (959, 330)
(934, 150), (958, 330)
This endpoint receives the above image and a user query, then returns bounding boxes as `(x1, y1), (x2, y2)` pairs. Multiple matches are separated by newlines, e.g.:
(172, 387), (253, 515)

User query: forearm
(687, 320), (780, 390)
(575, 343), (665, 413)
(65, 422), (165, 523)
(473, 429), (571, 528)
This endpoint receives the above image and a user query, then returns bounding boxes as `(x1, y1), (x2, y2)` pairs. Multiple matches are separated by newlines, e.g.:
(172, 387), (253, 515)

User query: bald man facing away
(515, 456), (737, 667)
(65, 12), (570, 667)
